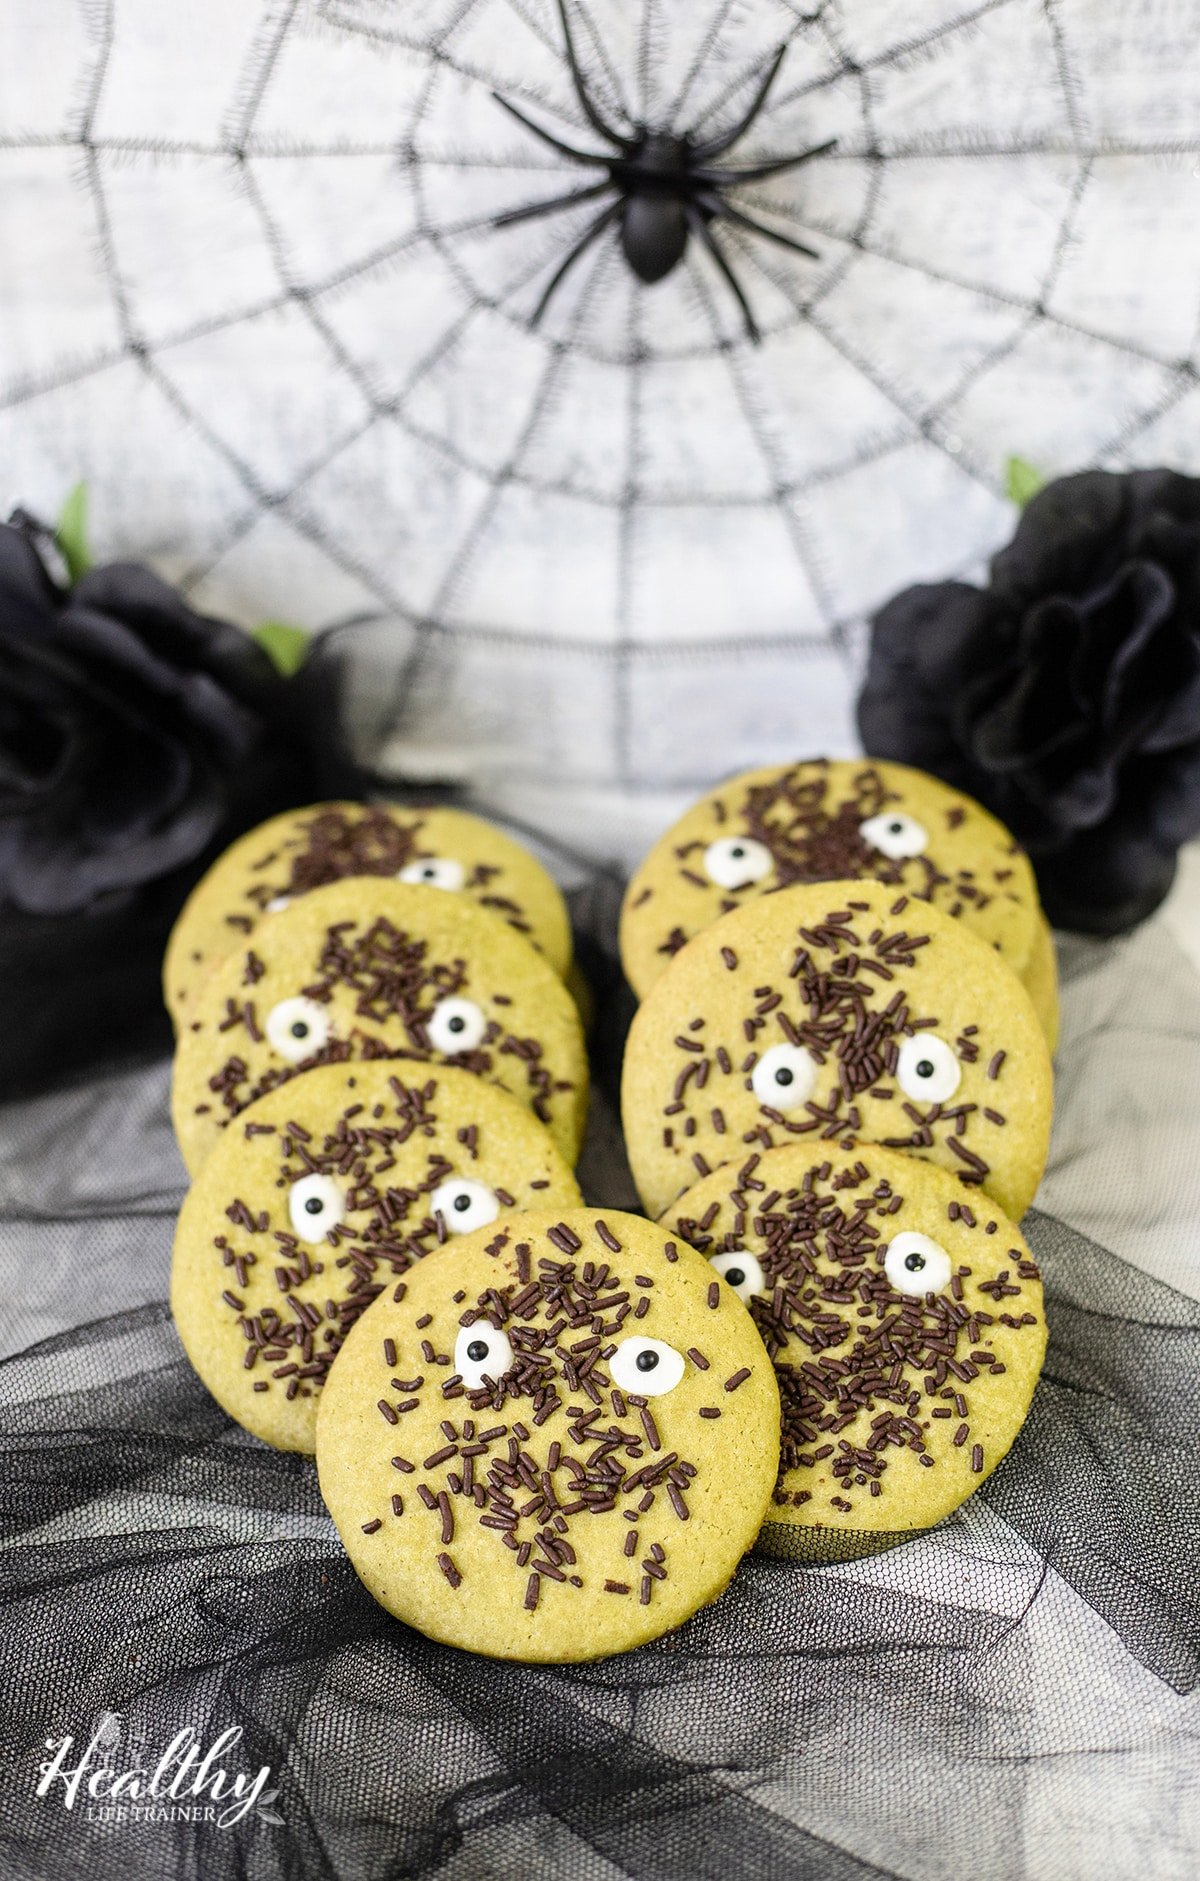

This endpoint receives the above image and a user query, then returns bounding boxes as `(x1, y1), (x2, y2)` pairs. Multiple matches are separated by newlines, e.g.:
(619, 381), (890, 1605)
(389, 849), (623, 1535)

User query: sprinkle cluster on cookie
(669, 1146), (1046, 1532)
(173, 878), (588, 1173)
(164, 800), (574, 1031)
(214, 1073), (535, 1407)
(620, 758), (1041, 1003)
(359, 1219), (713, 1610)
(623, 879), (1052, 1221)
(228, 804), (535, 941)
(318, 1210), (780, 1657)
(171, 1060), (583, 1453)
(205, 912), (561, 1126)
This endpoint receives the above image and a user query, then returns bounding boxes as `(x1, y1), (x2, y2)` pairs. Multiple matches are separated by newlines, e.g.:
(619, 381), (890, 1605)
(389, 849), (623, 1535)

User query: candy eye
(454, 1323), (516, 1389)
(884, 1231), (953, 1297)
(609, 1336), (686, 1397)
(398, 857), (467, 892)
(287, 1172), (345, 1242)
(860, 811), (928, 860)
(429, 1177), (499, 1235)
(751, 1042), (817, 1111)
(709, 1249), (766, 1301)
(427, 996), (488, 1055)
(265, 996), (330, 1063)
(265, 895), (292, 914)
(702, 836), (772, 891)
(896, 1033), (961, 1104)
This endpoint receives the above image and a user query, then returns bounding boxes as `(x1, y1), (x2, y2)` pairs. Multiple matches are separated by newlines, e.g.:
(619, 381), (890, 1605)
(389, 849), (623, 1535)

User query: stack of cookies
(165, 800), (589, 1445)
(164, 766), (1055, 1663)
(619, 758), (1054, 1567)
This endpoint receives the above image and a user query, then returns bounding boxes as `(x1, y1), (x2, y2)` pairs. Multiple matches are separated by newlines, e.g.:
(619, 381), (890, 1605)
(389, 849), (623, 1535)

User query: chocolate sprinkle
(652, 891), (1020, 1197)
(673, 1152), (1041, 1520)
(210, 1076), (560, 1415)
(370, 1224), (716, 1608)
(648, 764), (1023, 967)
(205, 904), (567, 1131)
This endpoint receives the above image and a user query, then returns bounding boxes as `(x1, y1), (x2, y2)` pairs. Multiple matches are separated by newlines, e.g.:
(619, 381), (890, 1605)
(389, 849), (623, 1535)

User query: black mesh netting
(2, 886), (1200, 1879)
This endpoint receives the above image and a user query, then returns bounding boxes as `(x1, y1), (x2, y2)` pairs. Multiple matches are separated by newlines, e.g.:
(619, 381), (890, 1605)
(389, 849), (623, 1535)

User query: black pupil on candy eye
(730, 846), (745, 859)
(905, 1252), (925, 1271)
(448, 1016), (465, 1034)
(890, 821), (904, 834)
(291, 1021), (309, 1039)
(452, 1193), (472, 1212)
(467, 1339), (489, 1362)
(422, 866), (436, 877)
(916, 1059), (935, 1079)
(725, 1267), (746, 1288)
(775, 1067), (794, 1086)
(635, 1349), (659, 1372)
(304, 1197), (324, 1215)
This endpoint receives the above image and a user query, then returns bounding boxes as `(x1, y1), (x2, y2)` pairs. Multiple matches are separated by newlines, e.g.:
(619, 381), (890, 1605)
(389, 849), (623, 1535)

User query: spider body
(612, 135), (695, 283)
(492, 1), (833, 341)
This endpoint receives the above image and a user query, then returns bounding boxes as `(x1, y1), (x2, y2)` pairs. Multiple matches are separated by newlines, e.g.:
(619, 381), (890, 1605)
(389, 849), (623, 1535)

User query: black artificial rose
(0, 520), (286, 916)
(857, 469), (1200, 934)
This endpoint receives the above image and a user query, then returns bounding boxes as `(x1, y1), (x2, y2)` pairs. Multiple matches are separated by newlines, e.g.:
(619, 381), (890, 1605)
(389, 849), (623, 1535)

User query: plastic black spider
(492, 0), (834, 342)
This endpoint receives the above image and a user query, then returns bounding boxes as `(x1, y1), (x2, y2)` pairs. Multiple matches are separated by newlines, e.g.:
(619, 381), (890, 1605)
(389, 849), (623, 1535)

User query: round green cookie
(171, 1061), (582, 1453)
(620, 758), (1042, 1017)
(663, 1141), (1047, 1561)
(171, 879), (588, 1175)
(165, 801), (573, 1027)
(621, 880), (1052, 1222)
(1024, 910), (1059, 1057)
(316, 1208), (781, 1662)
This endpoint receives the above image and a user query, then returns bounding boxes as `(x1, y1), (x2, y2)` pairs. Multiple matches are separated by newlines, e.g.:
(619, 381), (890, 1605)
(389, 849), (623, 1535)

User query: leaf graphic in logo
(256, 1789), (284, 1826)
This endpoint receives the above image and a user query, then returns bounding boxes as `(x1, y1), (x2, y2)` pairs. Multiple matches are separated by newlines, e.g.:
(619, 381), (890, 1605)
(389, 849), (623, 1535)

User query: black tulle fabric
(2, 890), (1200, 1879)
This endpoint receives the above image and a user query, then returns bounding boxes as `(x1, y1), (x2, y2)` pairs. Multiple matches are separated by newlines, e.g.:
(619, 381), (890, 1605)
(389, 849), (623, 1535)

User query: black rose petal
(0, 520), (286, 917)
(0, 521), (61, 616)
(858, 582), (992, 784)
(857, 468), (1200, 934)
(72, 560), (280, 708)
(1033, 802), (1178, 938)
(1150, 743), (1200, 850)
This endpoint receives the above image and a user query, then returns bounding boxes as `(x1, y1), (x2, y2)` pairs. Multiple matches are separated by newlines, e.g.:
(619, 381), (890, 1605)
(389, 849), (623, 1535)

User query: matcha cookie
(171, 1062), (581, 1452)
(1023, 911), (1059, 1056)
(165, 801), (573, 1026)
(621, 881), (1052, 1221)
(316, 1208), (780, 1662)
(663, 1141), (1047, 1561)
(171, 879), (588, 1174)
(620, 759), (1048, 1037)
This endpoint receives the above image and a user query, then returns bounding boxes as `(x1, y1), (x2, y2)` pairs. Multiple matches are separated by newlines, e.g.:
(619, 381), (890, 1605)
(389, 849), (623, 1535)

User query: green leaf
(252, 619), (310, 676)
(55, 481), (92, 583)
(1005, 455), (1046, 510)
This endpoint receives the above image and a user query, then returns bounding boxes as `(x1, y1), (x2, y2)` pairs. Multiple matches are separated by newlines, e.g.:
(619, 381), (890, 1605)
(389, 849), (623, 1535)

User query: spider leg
(494, 180), (613, 229)
(689, 43), (787, 162)
(529, 198), (623, 327)
(695, 191), (820, 261)
(556, 0), (636, 151)
(695, 138), (838, 187)
(683, 202), (761, 345)
(492, 91), (611, 167)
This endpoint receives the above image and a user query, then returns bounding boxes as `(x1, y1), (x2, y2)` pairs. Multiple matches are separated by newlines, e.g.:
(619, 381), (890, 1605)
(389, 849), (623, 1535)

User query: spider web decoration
(3, 0), (1200, 853)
